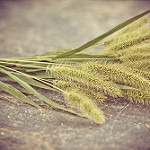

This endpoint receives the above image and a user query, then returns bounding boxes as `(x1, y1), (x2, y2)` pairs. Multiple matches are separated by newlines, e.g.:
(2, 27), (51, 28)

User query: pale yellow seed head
(64, 91), (105, 124)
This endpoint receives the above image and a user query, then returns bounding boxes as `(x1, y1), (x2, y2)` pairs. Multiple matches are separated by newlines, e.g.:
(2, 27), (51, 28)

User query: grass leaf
(0, 80), (42, 109)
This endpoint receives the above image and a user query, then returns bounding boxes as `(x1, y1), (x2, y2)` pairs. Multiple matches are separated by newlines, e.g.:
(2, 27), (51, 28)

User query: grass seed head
(48, 65), (122, 97)
(53, 80), (106, 104)
(64, 91), (105, 124)
(83, 62), (150, 93)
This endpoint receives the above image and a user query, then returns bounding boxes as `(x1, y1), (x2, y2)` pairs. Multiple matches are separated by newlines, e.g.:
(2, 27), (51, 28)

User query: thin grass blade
(0, 67), (82, 116)
(0, 81), (42, 109)
(53, 10), (150, 59)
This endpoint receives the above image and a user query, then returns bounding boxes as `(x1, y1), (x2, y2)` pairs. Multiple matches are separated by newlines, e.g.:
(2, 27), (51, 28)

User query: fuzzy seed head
(64, 91), (105, 124)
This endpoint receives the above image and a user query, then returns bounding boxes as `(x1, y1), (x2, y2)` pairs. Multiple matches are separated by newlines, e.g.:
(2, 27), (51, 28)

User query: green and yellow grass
(0, 10), (150, 124)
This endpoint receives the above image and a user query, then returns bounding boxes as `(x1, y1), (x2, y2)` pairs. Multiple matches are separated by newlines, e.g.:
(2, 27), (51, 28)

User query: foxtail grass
(64, 91), (105, 124)
(0, 10), (149, 124)
(83, 62), (150, 92)
(48, 65), (122, 97)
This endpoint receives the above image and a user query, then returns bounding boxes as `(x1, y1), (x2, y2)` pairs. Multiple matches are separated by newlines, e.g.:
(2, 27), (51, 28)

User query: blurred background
(0, 0), (149, 57)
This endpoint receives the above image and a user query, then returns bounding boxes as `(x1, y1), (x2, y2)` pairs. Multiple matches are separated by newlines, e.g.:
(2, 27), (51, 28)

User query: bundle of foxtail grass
(0, 10), (150, 124)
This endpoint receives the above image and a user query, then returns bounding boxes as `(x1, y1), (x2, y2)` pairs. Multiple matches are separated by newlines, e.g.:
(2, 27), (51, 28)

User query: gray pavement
(0, 0), (150, 150)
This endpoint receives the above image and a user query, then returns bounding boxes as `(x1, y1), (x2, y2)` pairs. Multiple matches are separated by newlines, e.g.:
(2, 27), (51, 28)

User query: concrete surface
(0, 0), (150, 150)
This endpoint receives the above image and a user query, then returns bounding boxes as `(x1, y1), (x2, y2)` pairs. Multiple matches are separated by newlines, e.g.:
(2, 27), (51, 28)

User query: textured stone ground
(0, 0), (150, 150)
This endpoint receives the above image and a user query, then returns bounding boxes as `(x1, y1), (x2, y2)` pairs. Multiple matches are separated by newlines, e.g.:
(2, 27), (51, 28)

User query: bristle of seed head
(131, 69), (150, 80)
(123, 59), (150, 72)
(122, 88), (150, 105)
